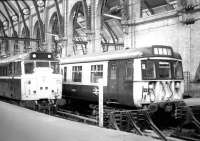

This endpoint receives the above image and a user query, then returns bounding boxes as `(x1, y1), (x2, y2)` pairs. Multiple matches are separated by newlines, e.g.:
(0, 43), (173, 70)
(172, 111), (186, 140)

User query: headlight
(149, 84), (154, 89)
(148, 82), (155, 89)
(175, 82), (180, 88)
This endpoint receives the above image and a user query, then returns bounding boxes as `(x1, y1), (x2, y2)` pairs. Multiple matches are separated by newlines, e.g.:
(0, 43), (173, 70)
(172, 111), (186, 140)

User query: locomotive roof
(61, 45), (182, 64)
(0, 53), (29, 64)
(0, 52), (57, 64)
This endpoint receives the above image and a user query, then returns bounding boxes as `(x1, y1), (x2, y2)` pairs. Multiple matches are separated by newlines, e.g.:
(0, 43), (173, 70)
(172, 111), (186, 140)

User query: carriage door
(108, 60), (133, 105)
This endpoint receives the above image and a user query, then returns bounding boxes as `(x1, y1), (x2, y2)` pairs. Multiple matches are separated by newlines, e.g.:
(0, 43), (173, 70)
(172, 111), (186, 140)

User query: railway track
(56, 109), (97, 125)
(53, 104), (200, 141)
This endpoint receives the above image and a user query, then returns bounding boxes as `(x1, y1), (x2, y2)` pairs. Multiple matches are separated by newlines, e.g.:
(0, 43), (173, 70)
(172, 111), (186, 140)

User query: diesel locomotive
(0, 52), (62, 108)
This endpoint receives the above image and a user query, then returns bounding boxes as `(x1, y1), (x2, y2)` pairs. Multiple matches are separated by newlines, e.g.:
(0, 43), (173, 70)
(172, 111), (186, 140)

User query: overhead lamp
(11, 15), (18, 22)
(37, 0), (45, 7)
(2, 20), (8, 30)
(2, 20), (8, 27)
(22, 8), (30, 15)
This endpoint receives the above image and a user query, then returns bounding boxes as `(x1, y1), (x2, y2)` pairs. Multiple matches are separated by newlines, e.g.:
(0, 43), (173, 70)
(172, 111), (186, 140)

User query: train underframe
(18, 99), (58, 114)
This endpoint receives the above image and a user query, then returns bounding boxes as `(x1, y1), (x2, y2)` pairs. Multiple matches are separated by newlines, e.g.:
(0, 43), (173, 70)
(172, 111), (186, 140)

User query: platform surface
(0, 101), (156, 141)
(184, 98), (200, 107)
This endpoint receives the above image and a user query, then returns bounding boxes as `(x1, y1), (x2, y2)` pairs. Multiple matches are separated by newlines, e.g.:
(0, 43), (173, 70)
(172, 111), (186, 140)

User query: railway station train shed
(1, 0), (200, 141)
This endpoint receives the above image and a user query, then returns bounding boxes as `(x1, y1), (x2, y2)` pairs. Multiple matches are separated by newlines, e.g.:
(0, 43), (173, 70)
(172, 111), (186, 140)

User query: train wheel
(148, 103), (158, 113)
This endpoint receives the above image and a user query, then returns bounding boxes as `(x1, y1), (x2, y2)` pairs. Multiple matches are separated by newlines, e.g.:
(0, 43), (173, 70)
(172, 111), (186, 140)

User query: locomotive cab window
(173, 61), (183, 79)
(36, 61), (49, 67)
(142, 60), (156, 80)
(91, 65), (103, 83)
(14, 62), (21, 75)
(50, 62), (60, 74)
(25, 62), (34, 74)
(158, 61), (171, 79)
(72, 66), (82, 82)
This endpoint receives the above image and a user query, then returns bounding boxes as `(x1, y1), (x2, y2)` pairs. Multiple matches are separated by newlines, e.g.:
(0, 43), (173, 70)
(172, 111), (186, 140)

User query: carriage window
(8, 63), (13, 75)
(4, 67), (8, 76)
(142, 60), (156, 79)
(72, 66), (82, 82)
(158, 62), (171, 79)
(173, 61), (183, 79)
(110, 64), (117, 80)
(0, 66), (4, 76)
(64, 67), (67, 82)
(36, 61), (49, 67)
(14, 62), (21, 75)
(0, 66), (8, 76)
(25, 62), (34, 74)
(91, 65), (103, 83)
(50, 62), (60, 74)
(125, 61), (133, 81)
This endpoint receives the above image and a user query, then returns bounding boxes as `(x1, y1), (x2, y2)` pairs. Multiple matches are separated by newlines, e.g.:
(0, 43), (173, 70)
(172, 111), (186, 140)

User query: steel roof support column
(104, 22), (117, 50)
(0, 20), (6, 36)
(0, 10), (9, 28)
(5, 1), (19, 20)
(0, 20), (5, 57)
(15, 1), (29, 53)
(21, 0), (31, 11)
(62, 0), (68, 57)
(82, 0), (90, 30)
(0, 16), (8, 56)
(15, 1), (28, 35)
(72, 3), (81, 55)
(0, 21), (5, 36)
(1, 1), (18, 56)
(1, 2), (17, 37)
(95, 0), (106, 53)
(54, 0), (64, 36)
(32, 0), (45, 47)
(125, 0), (141, 49)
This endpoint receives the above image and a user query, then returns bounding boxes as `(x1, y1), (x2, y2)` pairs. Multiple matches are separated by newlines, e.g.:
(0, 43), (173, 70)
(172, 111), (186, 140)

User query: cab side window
(25, 62), (34, 74)
(14, 62), (21, 75)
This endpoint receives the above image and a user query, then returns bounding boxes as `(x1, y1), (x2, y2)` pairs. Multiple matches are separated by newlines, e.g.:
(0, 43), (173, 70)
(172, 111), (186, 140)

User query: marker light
(175, 82), (180, 88)
(32, 54), (36, 58)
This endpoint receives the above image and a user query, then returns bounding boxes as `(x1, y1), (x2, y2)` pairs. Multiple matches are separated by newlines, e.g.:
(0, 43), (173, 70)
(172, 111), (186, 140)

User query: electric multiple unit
(60, 45), (184, 108)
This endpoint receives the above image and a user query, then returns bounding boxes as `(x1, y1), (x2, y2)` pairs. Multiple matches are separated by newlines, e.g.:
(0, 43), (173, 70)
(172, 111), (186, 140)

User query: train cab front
(22, 59), (62, 106)
(134, 56), (185, 127)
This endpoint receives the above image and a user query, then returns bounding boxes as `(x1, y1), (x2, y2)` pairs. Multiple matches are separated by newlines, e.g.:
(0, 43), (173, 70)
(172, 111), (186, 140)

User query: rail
(57, 109), (98, 124)
(107, 109), (167, 141)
